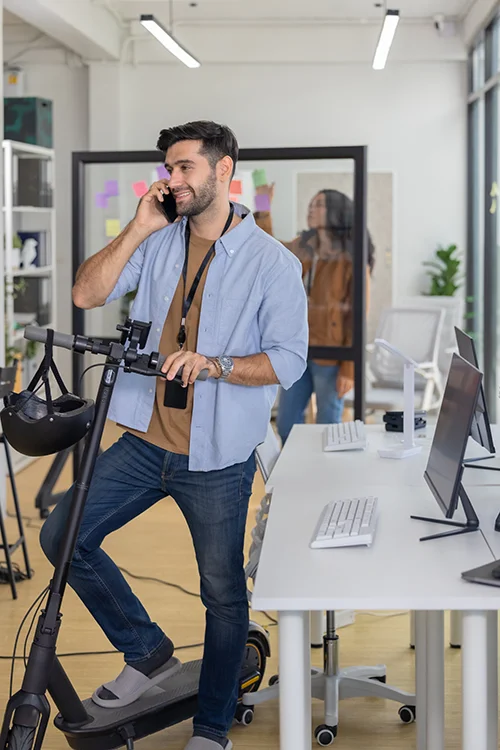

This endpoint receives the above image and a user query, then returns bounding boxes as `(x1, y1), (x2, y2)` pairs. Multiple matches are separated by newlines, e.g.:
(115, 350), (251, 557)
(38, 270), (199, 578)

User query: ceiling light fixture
(140, 13), (200, 68)
(372, 9), (399, 70)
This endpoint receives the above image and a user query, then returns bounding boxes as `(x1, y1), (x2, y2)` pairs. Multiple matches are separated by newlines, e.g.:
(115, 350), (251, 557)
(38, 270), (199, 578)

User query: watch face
(220, 356), (233, 377)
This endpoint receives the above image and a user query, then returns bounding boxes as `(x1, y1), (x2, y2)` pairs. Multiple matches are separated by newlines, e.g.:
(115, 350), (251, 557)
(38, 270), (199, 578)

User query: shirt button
(156, 327), (161, 332)
(149, 388), (153, 393)
(229, 250), (234, 255)
(175, 264), (179, 269)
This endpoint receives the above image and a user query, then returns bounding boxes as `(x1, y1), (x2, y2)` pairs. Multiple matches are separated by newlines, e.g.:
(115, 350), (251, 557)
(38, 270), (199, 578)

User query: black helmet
(0, 330), (94, 456)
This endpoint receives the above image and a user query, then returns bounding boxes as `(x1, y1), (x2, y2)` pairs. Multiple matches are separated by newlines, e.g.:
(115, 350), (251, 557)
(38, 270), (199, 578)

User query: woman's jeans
(277, 360), (344, 444)
(40, 432), (256, 742)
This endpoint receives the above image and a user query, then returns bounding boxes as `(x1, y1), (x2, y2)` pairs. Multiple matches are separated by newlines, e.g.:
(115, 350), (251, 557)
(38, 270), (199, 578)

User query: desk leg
(426, 611), (445, 750)
(462, 611), (489, 750)
(415, 611), (427, 750)
(278, 611), (311, 750)
(486, 611), (498, 750)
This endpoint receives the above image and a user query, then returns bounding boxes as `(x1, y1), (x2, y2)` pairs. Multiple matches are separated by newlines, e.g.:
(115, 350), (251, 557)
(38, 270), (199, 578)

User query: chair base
(245, 666), (415, 734)
(244, 611), (416, 743)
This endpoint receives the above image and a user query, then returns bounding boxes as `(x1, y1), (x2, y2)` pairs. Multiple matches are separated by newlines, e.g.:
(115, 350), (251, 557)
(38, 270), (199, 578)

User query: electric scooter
(0, 319), (270, 750)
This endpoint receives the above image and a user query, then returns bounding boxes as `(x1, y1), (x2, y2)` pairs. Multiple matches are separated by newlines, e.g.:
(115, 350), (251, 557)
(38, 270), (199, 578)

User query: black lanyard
(177, 203), (234, 349)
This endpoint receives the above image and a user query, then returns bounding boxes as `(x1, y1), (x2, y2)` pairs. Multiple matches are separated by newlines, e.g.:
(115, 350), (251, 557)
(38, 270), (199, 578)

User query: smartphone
(159, 189), (178, 223)
(163, 378), (188, 410)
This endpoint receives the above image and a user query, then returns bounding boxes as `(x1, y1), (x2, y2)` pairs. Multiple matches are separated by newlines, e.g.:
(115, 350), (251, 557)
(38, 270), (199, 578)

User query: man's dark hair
(157, 120), (239, 177)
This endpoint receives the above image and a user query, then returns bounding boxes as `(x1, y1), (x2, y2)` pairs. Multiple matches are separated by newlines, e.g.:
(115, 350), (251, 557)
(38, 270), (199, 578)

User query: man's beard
(174, 172), (217, 217)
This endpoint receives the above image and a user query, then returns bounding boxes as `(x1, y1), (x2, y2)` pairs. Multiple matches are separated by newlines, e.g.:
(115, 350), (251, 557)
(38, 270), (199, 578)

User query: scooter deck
(54, 660), (202, 750)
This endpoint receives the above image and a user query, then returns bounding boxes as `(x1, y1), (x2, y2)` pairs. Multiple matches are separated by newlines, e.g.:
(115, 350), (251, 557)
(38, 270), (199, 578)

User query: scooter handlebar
(24, 326), (210, 381)
(156, 354), (210, 382)
(24, 325), (75, 351)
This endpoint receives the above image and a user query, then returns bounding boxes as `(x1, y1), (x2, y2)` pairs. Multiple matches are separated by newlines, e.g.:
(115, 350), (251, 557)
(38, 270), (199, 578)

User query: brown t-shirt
(126, 233), (214, 455)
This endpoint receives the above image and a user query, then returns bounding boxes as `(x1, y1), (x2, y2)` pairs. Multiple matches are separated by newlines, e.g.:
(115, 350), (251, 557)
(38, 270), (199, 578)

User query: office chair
(345, 306), (445, 414)
(397, 295), (465, 379)
(248, 423), (416, 745)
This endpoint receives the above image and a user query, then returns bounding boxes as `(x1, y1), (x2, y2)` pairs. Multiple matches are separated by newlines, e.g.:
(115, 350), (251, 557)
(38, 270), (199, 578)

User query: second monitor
(411, 352), (483, 541)
(454, 325), (499, 469)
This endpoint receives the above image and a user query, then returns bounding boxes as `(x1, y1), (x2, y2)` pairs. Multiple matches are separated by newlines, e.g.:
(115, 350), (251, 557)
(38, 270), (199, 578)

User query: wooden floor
(0, 423), (467, 749)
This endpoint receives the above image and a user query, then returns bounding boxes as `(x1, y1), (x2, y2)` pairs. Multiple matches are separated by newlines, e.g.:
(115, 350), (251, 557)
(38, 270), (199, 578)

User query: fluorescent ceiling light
(372, 9), (400, 70)
(140, 14), (200, 68)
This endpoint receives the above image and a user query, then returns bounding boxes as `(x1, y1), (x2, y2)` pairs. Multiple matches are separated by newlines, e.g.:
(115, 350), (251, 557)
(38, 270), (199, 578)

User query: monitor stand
(410, 484), (479, 542)
(463, 455), (500, 471)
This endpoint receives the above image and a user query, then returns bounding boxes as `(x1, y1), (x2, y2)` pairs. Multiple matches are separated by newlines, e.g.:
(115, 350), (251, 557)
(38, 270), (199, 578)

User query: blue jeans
(40, 432), (256, 742)
(277, 360), (344, 444)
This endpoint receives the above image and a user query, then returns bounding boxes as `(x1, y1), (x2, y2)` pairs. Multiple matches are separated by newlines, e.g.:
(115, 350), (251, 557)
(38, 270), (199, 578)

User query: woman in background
(255, 187), (375, 444)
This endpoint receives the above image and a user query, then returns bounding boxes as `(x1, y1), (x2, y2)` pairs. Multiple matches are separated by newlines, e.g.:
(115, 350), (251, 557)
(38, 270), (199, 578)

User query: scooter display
(0, 319), (270, 750)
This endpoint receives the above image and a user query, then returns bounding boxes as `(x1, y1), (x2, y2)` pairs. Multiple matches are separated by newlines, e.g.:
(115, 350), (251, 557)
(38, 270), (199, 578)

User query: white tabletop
(266, 423), (500, 492)
(252, 422), (500, 612)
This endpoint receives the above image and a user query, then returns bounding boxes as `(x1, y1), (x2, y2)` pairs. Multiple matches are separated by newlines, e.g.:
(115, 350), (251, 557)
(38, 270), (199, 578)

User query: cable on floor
(0, 562), (34, 584)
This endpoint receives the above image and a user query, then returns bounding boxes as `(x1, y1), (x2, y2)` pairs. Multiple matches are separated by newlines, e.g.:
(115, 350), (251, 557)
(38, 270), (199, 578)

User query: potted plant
(422, 243), (462, 297)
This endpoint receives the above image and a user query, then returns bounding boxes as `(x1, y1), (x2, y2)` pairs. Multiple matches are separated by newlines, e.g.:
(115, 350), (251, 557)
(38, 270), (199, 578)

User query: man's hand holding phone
(132, 179), (177, 236)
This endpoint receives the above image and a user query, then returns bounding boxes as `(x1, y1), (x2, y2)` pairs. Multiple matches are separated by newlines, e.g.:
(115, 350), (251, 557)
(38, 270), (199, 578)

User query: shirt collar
(179, 202), (256, 258)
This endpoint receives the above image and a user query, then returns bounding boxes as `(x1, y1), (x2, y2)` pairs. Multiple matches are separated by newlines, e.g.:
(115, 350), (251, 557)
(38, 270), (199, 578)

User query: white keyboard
(310, 496), (378, 549)
(323, 420), (366, 452)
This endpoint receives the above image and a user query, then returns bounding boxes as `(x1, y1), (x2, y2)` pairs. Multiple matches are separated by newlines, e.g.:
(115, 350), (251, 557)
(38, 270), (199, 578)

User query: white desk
(252, 424), (500, 750)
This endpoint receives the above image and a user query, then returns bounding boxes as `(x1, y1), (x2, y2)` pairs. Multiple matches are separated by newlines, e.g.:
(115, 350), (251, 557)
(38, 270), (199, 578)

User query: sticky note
(105, 219), (121, 238)
(156, 165), (171, 180)
(95, 193), (108, 209)
(255, 193), (271, 212)
(132, 181), (149, 198)
(252, 169), (267, 188)
(230, 180), (242, 195)
(104, 179), (119, 197)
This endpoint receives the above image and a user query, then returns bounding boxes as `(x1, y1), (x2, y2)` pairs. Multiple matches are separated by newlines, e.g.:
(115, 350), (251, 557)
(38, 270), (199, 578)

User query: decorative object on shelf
(20, 238), (37, 268)
(17, 231), (48, 267)
(4, 97), (53, 148)
(422, 243), (462, 297)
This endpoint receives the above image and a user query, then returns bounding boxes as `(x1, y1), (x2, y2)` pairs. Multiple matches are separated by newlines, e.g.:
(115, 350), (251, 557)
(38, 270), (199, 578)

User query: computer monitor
(411, 352), (483, 541)
(454, 326), (497, 462)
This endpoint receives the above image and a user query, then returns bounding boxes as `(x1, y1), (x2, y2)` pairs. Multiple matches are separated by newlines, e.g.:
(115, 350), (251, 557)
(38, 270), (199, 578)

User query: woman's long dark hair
(300, 189), (375, 274)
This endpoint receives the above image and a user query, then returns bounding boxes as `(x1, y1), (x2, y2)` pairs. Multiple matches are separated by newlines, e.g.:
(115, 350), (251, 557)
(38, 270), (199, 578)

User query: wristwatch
(216, 356), (234, 380)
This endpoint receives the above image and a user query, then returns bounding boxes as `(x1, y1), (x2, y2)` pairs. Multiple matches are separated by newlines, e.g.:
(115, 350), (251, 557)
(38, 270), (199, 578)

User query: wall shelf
(2, 139), (57, 474)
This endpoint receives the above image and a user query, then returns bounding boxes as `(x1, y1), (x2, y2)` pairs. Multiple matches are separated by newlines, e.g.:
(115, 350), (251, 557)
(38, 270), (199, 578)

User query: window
(471, 37), (485, 91)
(467, 16), (500, 419)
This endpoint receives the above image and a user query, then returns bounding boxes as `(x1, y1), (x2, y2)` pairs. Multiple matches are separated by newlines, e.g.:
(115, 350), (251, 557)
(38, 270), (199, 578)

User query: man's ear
(217, 155), (234, 183)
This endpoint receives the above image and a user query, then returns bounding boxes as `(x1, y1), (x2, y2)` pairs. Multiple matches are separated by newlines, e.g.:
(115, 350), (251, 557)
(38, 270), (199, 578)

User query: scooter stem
(0, 361), (119, 747)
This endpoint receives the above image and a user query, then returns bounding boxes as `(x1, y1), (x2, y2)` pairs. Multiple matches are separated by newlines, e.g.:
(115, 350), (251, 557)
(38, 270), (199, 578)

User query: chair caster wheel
(370, 674), (387, 683)
(235, 704), (254, 725)
(399, 705), (416, 724)
(268, 674), (279, 686)
(315, 724), (337, 746)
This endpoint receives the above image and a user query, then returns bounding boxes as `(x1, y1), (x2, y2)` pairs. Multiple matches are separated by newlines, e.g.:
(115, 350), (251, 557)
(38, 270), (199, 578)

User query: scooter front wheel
(6, 725), (36, 750)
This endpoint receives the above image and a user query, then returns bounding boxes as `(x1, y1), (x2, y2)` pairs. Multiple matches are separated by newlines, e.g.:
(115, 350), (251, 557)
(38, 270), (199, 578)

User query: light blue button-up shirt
(105, 204), (308, 471)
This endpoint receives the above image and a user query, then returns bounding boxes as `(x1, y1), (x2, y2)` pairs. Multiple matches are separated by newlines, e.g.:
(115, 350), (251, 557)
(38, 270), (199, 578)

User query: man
(40, 121), (308, 750)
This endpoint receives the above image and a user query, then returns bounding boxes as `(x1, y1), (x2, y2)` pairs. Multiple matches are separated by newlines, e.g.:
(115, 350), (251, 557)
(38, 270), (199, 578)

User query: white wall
(112, 61), (467, 301)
